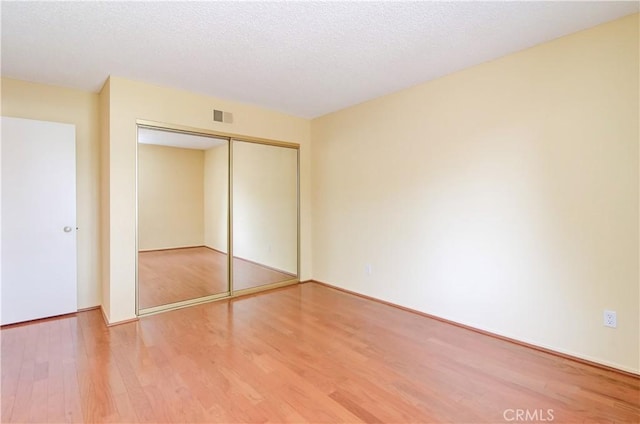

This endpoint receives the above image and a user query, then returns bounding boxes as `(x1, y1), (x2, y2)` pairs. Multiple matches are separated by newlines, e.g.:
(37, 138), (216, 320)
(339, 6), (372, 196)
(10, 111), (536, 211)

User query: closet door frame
(135, 119), (300, 317)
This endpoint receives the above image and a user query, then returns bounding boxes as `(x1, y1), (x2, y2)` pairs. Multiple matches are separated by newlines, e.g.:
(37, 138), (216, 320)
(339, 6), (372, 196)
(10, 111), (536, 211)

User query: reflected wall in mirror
(137, 127), (229, 311)
(232, 140), (298, 291)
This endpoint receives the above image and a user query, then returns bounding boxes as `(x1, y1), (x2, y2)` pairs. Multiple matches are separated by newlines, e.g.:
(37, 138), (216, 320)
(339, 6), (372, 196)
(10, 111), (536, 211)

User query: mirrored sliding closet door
(137, 127), (229, 313)
(136, 123), (300, 315)
(231, 140), (299, 293)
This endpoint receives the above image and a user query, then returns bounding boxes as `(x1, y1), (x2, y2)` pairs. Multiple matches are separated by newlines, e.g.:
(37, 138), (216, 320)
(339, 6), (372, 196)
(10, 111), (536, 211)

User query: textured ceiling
(1, 1), (638, 118)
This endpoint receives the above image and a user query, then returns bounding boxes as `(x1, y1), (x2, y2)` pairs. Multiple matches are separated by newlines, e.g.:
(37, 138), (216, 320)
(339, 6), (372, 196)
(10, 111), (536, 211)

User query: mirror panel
(137, 127), (229, 311)
(136, 124), (300, 315)
(232, 140), (298, 292)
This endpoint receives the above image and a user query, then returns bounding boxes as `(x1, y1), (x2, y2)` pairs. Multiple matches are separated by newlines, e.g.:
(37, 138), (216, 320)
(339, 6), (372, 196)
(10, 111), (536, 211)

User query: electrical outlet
(365, 263), (372, 276)
(604, 310), (617, 328)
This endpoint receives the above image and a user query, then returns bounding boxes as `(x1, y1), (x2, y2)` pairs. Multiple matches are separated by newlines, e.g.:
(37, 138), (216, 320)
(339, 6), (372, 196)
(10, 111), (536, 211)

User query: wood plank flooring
(2, 282), (638, 423)
(138, 247), (295, 309)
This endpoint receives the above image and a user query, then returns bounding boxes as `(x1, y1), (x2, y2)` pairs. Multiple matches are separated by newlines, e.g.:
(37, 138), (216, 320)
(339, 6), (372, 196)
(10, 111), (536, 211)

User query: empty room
(1, 1), (638, 423)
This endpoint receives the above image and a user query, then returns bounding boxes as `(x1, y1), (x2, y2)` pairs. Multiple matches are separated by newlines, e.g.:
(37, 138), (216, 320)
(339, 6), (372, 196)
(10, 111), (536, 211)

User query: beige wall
(204, 143), (228, 253)
(103, 76), (311, 323)
(1, 77), (102, 309)
(138, 144), (204, 250)
(233, 141), (298, 274)
(311, 14), (639, 373)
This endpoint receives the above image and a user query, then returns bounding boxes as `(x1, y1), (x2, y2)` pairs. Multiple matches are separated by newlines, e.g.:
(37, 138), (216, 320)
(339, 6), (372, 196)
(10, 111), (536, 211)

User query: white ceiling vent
(213, 109), (233, 124)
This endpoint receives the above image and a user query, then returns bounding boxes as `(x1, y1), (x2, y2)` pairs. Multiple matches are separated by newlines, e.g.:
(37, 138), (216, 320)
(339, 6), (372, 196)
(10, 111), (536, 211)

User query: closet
(136, 123), (299, 315)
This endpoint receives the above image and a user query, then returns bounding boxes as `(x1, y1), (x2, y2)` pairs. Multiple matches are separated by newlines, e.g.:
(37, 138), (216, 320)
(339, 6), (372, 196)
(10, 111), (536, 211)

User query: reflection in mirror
(137, 127), (229, 311)
(232, 140), (298, 291)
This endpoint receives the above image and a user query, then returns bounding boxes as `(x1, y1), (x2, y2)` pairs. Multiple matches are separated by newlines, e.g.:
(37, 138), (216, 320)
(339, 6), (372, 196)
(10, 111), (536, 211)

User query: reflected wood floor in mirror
(2, 283), (638, 423)
(138, 247), (295, 309)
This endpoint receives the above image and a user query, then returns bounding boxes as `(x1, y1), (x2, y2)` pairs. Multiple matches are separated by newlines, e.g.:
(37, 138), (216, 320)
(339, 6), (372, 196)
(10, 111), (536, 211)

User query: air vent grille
(213, 109), (233, 123)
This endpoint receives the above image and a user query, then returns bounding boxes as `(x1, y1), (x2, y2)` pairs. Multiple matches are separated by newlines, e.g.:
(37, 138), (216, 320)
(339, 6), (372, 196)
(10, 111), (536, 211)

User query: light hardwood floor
(138, 247), (295, 309)
(1, 283), (638, 423)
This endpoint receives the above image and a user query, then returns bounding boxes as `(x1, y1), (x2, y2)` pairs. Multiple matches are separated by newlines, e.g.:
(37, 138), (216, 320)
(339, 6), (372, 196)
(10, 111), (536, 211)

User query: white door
(1, 116), (77, 325)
